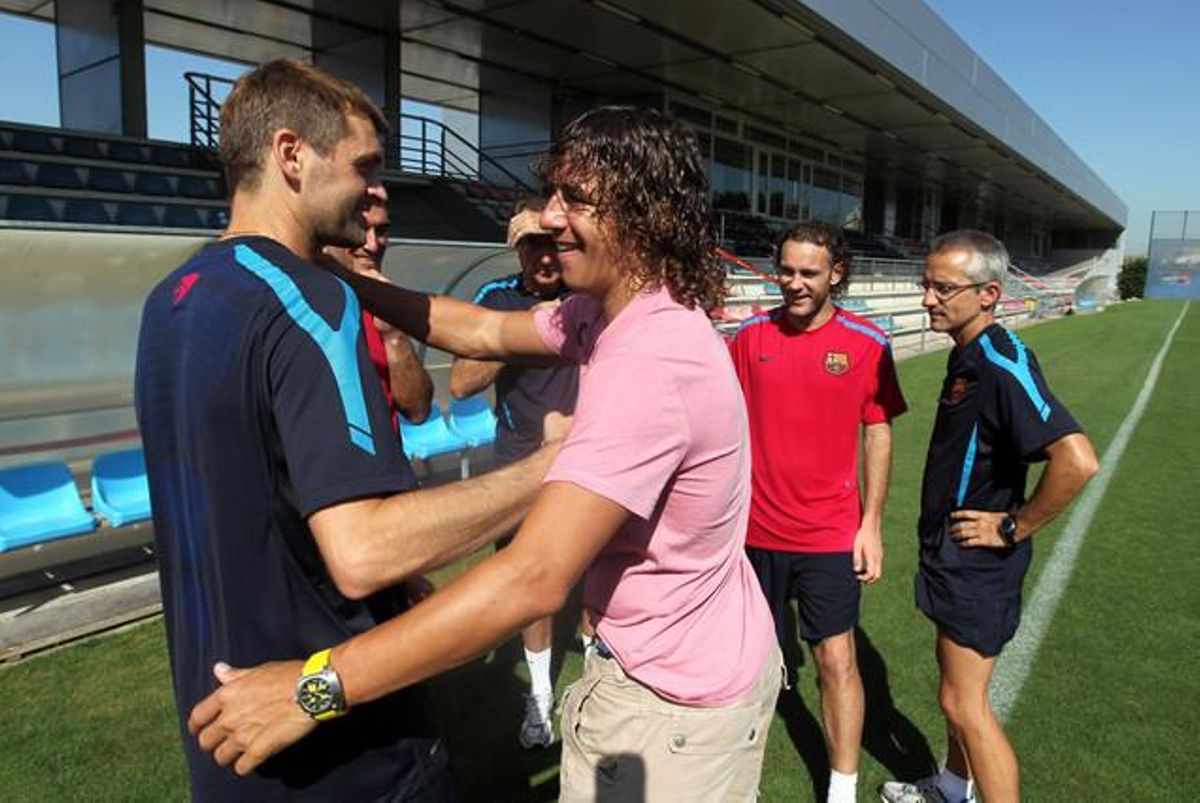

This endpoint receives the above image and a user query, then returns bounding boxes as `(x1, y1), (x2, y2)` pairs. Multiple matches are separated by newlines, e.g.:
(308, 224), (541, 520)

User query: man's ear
(270, 128), (303, 188)
(831, 262), (845, 287)
(979, 280), (1003, 311)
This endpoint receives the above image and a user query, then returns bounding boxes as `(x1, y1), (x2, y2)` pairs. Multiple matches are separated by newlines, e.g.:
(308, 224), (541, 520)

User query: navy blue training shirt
(472, 274), (578, 463)
(135, 236), (446, 801)
(917, 322), (1081, 601)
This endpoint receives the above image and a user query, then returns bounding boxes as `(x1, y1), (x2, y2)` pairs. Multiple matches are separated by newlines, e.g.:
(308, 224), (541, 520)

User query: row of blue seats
(0, 157), (223, 199)
(0, 193), (227, 229)
(0, 397), (500, 554)
(0, 125), (212, 171)
(0, 449), (150, 554)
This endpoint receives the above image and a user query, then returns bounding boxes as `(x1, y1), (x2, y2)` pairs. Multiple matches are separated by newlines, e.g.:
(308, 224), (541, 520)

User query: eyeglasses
(542, 183), (598, 212)
(915, 279), (986, 301)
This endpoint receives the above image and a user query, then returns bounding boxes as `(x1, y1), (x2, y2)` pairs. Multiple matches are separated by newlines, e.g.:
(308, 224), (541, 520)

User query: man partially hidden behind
(324, 186), (433, 429)
(881, 230), (1098, 803)
(728, 222), (906, 803)
(135, 59), (560, 800)
(449, 200), (578, 748)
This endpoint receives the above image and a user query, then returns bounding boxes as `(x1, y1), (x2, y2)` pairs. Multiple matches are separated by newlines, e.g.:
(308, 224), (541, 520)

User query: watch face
(297, 675), (336, 716)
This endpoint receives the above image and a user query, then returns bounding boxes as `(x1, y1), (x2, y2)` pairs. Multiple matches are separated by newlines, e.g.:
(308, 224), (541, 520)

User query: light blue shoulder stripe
(732, 308), (782, 337)
(956, 422), (979, 506)
(836, 315), (889, 348)
(979, 331), (1051, 421)
(472, 275), (520, 304)
(233, 244), (377, 454)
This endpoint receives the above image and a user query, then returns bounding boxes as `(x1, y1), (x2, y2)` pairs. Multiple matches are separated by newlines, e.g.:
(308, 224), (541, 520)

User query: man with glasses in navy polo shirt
(880, 230), (1098, 803)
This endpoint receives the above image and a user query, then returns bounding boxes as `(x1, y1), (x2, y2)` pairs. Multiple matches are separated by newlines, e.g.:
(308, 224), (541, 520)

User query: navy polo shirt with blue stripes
(917, 322), (1081, 601)
(135, 236), (445, 801)
(472, 274), (578, 464)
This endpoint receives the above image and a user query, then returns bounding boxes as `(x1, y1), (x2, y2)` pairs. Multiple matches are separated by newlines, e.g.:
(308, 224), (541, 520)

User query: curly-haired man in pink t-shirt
(190, 106), (781, 801)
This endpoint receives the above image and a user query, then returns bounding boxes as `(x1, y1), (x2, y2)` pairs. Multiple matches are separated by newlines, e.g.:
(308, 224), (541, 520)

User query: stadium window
(712, 137), (751, 212)
(669, 100), (712, 129)
(744, 124), (787, 151)
(0, 11), (59, 126)
(715, 115), (739, 135)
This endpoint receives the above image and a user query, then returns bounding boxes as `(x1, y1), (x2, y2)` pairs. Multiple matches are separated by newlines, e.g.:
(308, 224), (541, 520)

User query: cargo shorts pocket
(665, 703), (763, 756)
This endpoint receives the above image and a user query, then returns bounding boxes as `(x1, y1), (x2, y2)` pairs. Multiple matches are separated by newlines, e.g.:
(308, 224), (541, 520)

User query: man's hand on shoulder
(189, 660), (316, 777)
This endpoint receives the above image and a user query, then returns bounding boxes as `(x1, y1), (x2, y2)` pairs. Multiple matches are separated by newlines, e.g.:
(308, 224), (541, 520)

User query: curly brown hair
(535, 106), (724, 310)
(774, 221), (853, 298)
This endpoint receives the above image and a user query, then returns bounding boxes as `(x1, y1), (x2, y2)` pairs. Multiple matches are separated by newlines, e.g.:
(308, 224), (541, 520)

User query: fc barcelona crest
(824, 351), (850, 375)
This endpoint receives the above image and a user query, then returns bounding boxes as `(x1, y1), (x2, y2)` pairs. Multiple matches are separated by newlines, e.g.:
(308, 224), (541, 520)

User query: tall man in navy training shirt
(135, 59), (561, 801)
(880, 231), (1098, 803)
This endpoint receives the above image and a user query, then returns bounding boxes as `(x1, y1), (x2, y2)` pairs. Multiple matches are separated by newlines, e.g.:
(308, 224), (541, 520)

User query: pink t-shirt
(534, 286), (775, 706)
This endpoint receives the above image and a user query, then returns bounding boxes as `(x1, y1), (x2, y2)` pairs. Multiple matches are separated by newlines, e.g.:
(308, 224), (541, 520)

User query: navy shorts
(914, 571), (1023, 658)
(915, 526), (1033, 658)
(746, 548), (860, 643)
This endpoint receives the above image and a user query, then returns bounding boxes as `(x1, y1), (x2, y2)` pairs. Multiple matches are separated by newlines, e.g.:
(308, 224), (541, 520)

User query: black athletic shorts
(746, 548), (860, 643)
(914, 570), (1023, 658)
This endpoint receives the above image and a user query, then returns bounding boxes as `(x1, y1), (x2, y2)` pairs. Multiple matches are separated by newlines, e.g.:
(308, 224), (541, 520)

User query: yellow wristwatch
(295, 648), (348, 721)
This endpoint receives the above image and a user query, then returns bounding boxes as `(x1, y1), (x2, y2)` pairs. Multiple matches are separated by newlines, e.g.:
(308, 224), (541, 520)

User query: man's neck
(223, 190), (315, 261)
(952, 312), (994, 349)
(785, 300), (837, 333)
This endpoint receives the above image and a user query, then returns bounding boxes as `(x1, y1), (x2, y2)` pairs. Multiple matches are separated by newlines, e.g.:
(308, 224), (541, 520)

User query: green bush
(1118, 255), (1148, 299)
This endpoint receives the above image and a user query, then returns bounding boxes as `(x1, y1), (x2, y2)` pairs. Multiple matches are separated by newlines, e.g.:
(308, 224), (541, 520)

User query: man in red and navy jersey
(323, 186), (433, 433)
(728, 222), (907, 803)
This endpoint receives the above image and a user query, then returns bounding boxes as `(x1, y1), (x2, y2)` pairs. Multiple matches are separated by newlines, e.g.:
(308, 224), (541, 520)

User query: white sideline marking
(990, 302), (1190, 722)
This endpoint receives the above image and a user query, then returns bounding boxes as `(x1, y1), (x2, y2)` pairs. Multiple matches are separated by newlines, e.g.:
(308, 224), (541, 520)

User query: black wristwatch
(998, 514), (1019, 547)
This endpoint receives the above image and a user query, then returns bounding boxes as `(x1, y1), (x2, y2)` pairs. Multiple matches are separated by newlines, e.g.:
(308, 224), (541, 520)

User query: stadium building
(0, 0), (1125, 646)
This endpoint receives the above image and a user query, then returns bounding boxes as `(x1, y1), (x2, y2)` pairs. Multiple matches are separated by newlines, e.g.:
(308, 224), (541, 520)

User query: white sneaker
(518, 692), (554, 748)
(879, 776), (976, 803)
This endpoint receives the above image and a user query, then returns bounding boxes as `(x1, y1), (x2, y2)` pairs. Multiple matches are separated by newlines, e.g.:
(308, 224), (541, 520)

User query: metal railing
(185, 72), (235, 150)
(182, 70), (534, 194)
(398, 114), (534, 192)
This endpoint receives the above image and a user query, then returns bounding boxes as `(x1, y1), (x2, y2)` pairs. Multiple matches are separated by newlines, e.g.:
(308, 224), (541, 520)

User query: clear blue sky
(924, 0), (1200, 255)
(2, 5), (1196, 256)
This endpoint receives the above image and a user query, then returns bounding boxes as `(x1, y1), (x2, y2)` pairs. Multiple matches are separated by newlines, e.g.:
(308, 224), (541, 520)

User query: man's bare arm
(383, 332), (433, 422)
(332, 265), (555, 359)
(190, 480), (630, 775)
(308, 441), (560, 599)
(449, 356), (504, 400)
(852, 421), (893, 583)
(950, 432), (1099, 548)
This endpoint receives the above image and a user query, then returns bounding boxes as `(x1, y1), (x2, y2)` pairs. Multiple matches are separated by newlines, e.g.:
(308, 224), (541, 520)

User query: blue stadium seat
(149, 145), (191, 168)
(399, 406), (469, 461)
(11, 130), (58, 154)
(163, 205), (204, 228)
(91, 449), (152, 527)
(0, 462), (96, 553)
(7, 195), (58, 221)
(64, 199), (112, 225)
(62, 137), (104, 160)
(448, 395), (497, 448)
(133, 172), (174, 196)
(86, 167), (130, 193)
(35, 163), (84, 190)
(0, 158), (31, 185)
(177, 175), (220, 199)
(116, 202), (160, 226)
(841, 297), (870, 313)
(107, 141), (148, 163)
